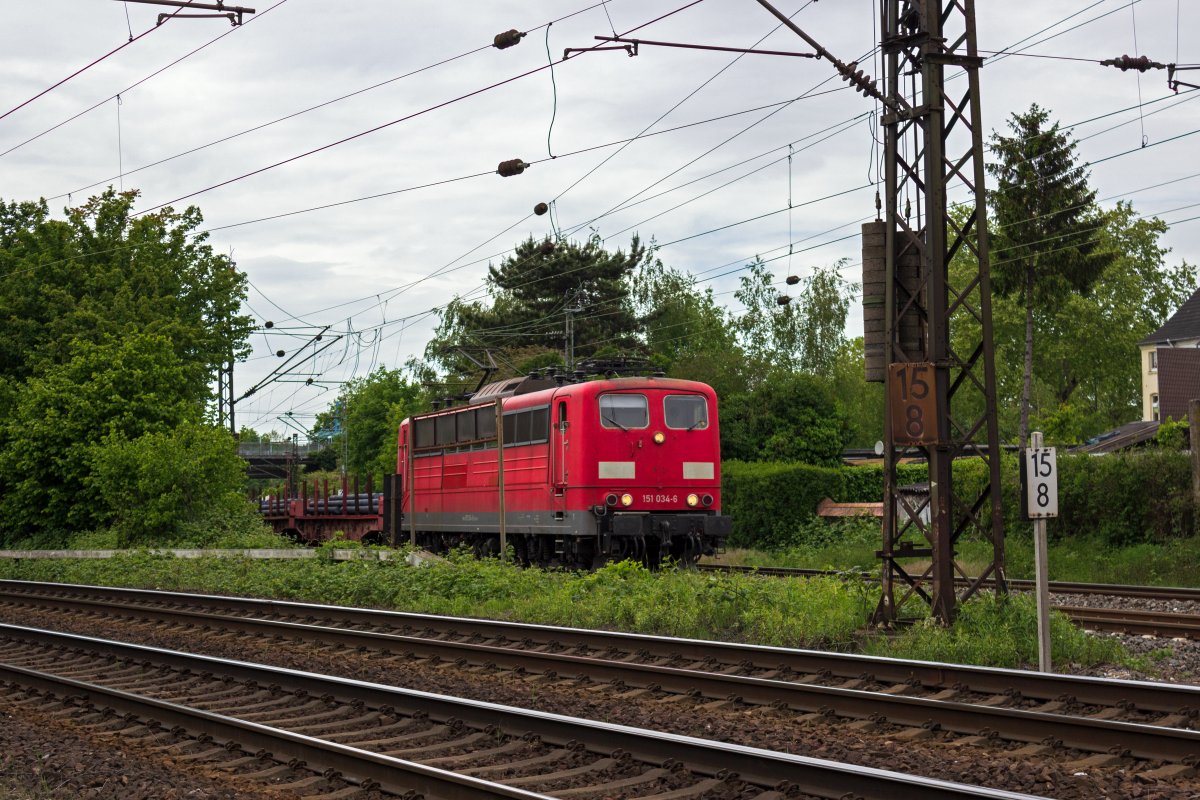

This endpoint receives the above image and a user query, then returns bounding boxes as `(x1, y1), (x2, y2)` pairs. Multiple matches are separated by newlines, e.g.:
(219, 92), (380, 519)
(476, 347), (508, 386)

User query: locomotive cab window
(664, 395), (708, 430)
(599, 394), (648, 429)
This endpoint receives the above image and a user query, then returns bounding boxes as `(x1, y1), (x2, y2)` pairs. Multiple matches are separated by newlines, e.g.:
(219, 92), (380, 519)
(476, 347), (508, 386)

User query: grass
(715, 516), (1200, 589)
(715, 518), (883, 572)
(2, 503), (294, 552)
(864, 593), (1126, 669)
(960, 534), (1200, 587)
(0, 549), (872, 650)
(0, 542), (1147, 672)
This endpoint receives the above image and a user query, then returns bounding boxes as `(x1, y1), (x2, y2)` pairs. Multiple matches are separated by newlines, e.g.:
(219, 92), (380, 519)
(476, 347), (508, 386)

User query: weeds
(865, 593), (1126, 668)
(0, 531), (1145, 670)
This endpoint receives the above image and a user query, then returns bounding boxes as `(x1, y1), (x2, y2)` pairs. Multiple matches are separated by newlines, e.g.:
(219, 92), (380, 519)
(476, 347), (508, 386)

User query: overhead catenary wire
(226, 4), (1200, 424)
(40, 0), (618, 199)
(184, 0), (1142, 357)
(11, 3), (1200, 429)
(204, 92), (856, 233)
(0, 0), (199, 124)
(0, 0), (288, 160)
(6, 82), (1195, 328)
(126, 1), (706, 218)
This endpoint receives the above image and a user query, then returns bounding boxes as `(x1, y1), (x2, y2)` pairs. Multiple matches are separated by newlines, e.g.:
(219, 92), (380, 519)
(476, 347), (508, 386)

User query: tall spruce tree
(426, 234), (649, 378)
(987, 104), (1114, 445)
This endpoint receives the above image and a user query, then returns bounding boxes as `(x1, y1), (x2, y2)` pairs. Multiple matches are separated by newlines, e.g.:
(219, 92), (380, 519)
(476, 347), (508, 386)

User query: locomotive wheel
(473, 536), (501, 559)
(513, 535), (531, 567)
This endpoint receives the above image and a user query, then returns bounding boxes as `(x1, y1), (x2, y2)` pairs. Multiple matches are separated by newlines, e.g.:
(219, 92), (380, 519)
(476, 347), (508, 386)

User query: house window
(1149, 350), (1158, 372)
(1152, 394), (1160, 422)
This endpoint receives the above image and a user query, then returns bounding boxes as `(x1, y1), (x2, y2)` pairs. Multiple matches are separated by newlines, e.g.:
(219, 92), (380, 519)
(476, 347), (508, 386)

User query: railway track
(0, 622), (1043, 800)
(697, 564), (1200, 638)
(1, 580), (1198, 771)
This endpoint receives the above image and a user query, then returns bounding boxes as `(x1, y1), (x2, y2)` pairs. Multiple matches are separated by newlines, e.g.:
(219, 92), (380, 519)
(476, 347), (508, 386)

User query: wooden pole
(407, 421), (417, 547)
(1189, 400), (1200, 509)
(496, 398), (507, 560)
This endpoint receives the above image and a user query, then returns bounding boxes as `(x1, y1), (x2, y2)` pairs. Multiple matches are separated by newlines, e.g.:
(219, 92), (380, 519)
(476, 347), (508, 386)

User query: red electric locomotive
(390, 373), (730, 568)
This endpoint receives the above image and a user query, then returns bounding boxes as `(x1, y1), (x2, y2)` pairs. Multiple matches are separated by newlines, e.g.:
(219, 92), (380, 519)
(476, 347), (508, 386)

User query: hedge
(720, 461), (924, 548)
(721, 450), (1195, 550)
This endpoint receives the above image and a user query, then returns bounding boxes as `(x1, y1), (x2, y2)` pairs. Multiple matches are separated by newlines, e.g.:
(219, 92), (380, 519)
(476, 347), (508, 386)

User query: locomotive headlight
(605, 493), (619, 507)
(701, 493), (714, 507)
(653, 431), (666, 445)
(686, 493), (699, 507)
(620, 493), (634, 507)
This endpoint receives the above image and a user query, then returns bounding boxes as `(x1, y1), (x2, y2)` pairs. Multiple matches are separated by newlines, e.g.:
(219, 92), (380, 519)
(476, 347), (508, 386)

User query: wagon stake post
(496, 397), (507, 561)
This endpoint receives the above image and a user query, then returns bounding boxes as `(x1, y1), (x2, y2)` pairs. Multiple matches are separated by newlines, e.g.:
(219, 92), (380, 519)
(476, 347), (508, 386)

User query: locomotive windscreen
(599, 394), (648, 429)
(664, 395), (708, 429)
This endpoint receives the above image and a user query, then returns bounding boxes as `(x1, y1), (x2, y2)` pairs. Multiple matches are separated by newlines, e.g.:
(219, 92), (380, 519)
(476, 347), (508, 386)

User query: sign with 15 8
(1021, 446), (1058, 519)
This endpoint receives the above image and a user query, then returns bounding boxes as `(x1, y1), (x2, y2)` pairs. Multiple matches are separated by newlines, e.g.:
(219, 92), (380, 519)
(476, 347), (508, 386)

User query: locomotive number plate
(643, 494), (679, 504)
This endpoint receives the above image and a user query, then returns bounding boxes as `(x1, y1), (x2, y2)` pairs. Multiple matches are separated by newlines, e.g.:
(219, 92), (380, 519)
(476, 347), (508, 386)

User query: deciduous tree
(0, 190), (255, 543)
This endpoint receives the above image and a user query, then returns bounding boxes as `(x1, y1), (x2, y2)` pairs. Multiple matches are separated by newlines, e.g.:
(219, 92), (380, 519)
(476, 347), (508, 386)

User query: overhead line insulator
(1100, 54), (1165, 72)
(494, 29), (526, 50)
(497, 158), (528, 177)
(837, 60), (880, 99)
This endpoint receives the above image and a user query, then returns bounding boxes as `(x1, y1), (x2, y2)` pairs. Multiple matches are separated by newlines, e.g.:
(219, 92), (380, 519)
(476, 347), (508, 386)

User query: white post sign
(1023, 443), (1058, 519)
(1023, 431), (1058, 672)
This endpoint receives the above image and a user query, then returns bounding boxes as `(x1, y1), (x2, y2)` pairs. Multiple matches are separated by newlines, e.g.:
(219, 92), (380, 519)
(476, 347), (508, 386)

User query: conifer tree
(987, 104), (1114, 445)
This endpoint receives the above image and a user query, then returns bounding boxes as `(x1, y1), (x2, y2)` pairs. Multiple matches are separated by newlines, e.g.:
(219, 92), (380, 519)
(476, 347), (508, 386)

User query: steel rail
(0, 623), (1043, 800)
(696, 564), (1200, 602)
(3, 580), (1196, 712)
(3, 581), (1200, 763)
(0, 660), (552, 800)
(1060, 605), (1200, 639)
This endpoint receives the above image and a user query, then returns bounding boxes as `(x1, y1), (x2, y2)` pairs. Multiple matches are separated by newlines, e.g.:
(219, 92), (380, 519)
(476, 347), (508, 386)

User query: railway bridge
(237, 441), (323, 480)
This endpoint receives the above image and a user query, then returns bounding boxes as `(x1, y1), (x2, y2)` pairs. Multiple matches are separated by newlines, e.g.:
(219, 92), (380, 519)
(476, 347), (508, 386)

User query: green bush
(1153, 417), (1189, 449)
(1045, 450), (1194, 544)
(968, 450), (1193, 544)
(838, 462), (929, 501)
(723, 450), (1194, 551)
(722, 461), (843, 548)
(86, 421), (257, 547)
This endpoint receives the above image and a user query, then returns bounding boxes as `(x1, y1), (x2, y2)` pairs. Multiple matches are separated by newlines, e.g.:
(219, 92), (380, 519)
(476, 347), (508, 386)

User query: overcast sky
(3, 1), (1197, 438)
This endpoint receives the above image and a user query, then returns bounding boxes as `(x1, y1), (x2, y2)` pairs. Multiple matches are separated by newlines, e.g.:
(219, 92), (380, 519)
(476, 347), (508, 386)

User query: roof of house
(1139, 286), (1200, 345)
(1073, 420), (1160, 454)
(1157, 347), (1200, 422)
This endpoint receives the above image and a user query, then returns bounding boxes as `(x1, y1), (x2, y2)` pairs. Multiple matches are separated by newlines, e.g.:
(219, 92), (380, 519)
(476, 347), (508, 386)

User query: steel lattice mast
(872, 0), (1005, 624)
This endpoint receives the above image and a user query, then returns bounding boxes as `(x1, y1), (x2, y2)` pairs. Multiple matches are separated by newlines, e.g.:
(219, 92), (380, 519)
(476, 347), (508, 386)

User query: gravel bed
(1039, 590), (1200, 684)
(1052, 591), (1200, 616)
(2, 606), (1198, 799)
(1072, 630), (1200, 684)
(0, 693), (308, 800)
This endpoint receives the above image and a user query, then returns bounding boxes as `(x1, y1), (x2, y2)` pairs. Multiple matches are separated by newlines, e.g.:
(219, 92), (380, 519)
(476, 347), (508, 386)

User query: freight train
(260, 371), (730, 568)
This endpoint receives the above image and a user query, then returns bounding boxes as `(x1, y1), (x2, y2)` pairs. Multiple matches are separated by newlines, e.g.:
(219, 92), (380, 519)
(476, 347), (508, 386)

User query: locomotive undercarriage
(407, 511), (729, 571)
